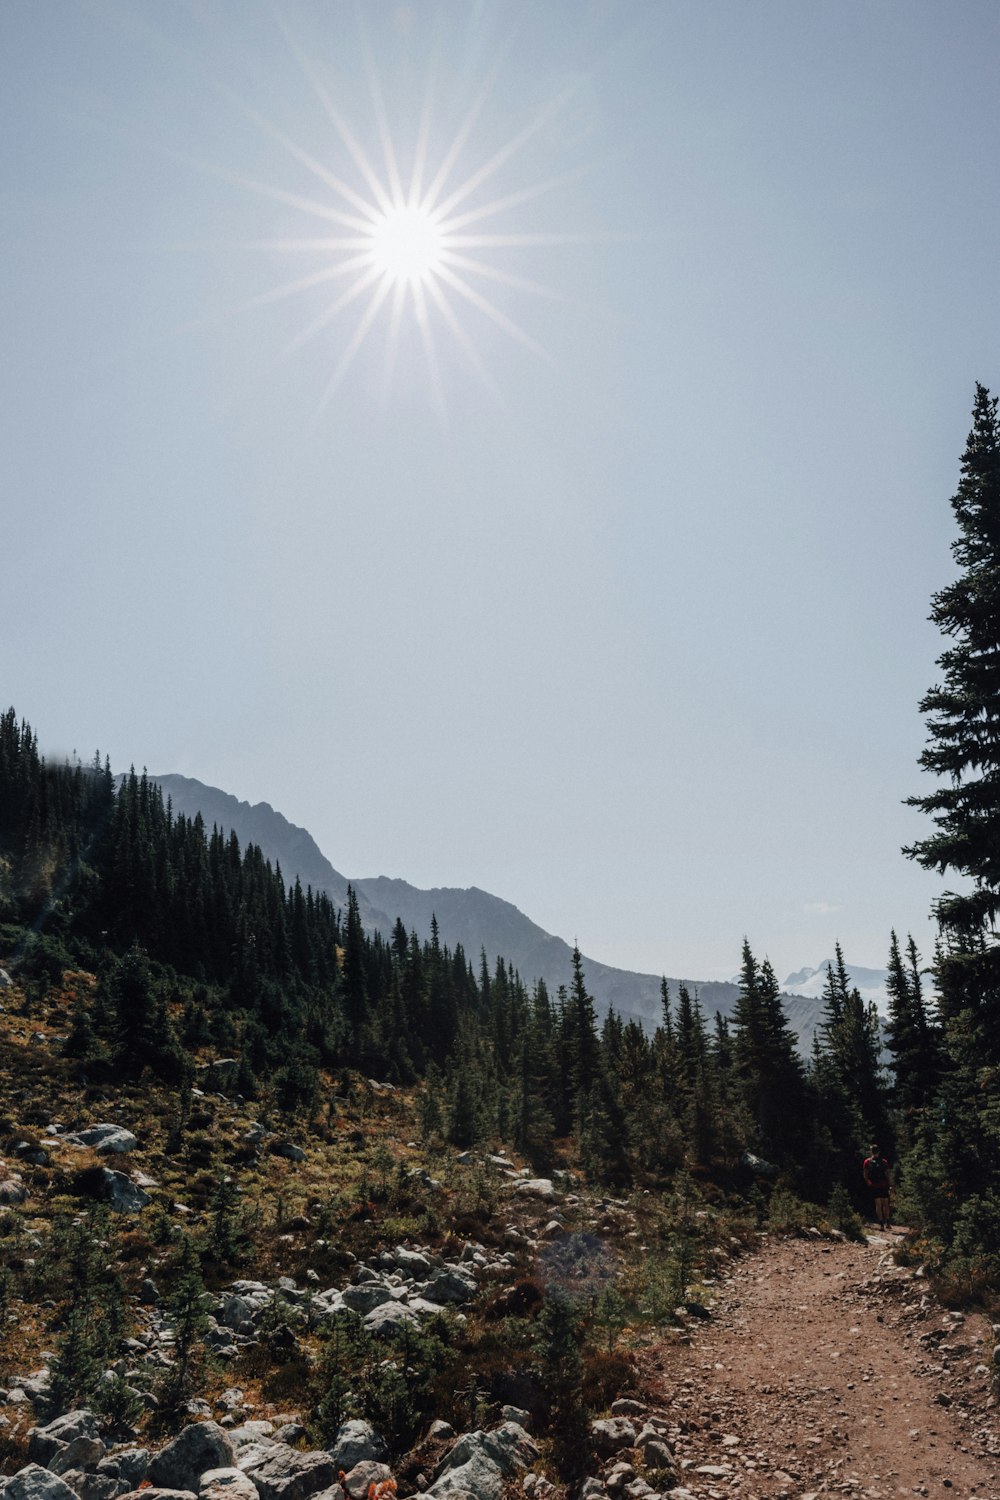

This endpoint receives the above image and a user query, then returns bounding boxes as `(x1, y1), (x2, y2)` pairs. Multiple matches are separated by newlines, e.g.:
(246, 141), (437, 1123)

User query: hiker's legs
(875, 1194), (889, 1227)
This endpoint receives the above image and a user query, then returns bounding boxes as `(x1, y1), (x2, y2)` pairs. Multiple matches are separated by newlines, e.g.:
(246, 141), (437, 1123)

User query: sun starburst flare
(207, 15), (599, 415)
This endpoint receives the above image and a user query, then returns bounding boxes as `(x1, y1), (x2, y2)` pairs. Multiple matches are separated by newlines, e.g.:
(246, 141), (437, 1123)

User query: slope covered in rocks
(2, 953), (998, 1500)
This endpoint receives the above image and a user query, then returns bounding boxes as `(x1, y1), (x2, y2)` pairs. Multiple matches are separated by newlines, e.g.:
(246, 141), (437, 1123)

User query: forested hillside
(150, 773), (746, 1040)
(3, 706), (895, 1192)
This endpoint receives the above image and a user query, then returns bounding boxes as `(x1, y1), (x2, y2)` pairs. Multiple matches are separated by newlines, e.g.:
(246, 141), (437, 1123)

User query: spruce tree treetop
(906, 383), (1000, 936)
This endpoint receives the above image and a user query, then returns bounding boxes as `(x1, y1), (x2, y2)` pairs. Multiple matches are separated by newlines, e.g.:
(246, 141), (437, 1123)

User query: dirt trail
(645, 1231), (1000, 1500)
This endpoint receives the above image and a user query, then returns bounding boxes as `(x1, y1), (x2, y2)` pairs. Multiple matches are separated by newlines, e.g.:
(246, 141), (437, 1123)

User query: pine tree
(160, 1235), (208, 1416)
(340, 886), (370, 1055)
(816, 944), (887, 1152)
(907, 384), (1000, 954)
(884, 931), (940, 1128)
(565, 946), (600, 1108)
(904, 385), (1000, 1256)
(536, 1289), (588, 1482)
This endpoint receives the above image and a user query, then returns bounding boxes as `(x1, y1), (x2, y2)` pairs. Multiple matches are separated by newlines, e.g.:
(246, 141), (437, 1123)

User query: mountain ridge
(151, 771), (827, 1046)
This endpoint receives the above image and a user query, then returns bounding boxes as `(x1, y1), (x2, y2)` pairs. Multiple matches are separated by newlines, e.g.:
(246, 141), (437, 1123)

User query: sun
(368, 203), (447, 286)
(199, 12), (588, 412)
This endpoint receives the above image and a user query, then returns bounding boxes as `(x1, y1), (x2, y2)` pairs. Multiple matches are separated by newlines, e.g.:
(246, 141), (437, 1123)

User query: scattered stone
(388, 1248), (433, 1277)
(426, 1420), (456, 1441)
(71, 1125), (139, 1155)
(0, 1174), (27, 1204)
(58, 1470), (119, 1500)
(148, 1423), (236, 1493)
(362, 1301), (421, 1336)
(2, 1467), (86, 1500)
(340, 1462), (393, 1500)
(218, 1296), (257, 1334)
(199, 1468), (261, 1500)
(340, 1284), (394, 1315)
(99, 1169), (150, 1214)
(29, 1412), (100, 1466)
(513, 1179), (559, 1201)
(227, 1425), (273, 1450)
(637, 1439), (674, 1472)
(329, 1420), (388, 1471)
(271, 1141), (305, 1163)
(603, 1461), (636, 1493)
(590, 1418), (637, 1458)
(94, 1448), (149, 1492)
(610, 1401), (647, 1419)
(215, 1390), (246, 1415)
(274, 1425), (306, 1447)
(49, 1436), (106, 1475)
(118, 1489), (198, 1500)
(419, 1270), (477, 1305)
(427, 1422), (539, 1500)
(233, 1444), (276, 1478)
(249, 1448), (338, 1500)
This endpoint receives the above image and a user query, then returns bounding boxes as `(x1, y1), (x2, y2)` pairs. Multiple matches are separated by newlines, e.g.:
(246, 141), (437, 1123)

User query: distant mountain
(353, 875), (742, 1032)
(783, 960), (889, 1010)
(150, 772), (822, 1047)
(151, 774), (392, 933)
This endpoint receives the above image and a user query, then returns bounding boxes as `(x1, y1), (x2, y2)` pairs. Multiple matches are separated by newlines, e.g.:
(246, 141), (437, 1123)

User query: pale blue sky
(3, 1), (998, 982)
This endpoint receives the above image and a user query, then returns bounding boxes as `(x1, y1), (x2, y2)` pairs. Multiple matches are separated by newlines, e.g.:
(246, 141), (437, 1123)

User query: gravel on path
(644, 1230), (1000, 1500)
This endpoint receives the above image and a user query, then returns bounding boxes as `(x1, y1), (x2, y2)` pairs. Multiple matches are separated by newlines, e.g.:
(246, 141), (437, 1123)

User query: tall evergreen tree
(884, 931), (940, 1129)
(731, 941), (805, 1162)
(905, 384), (1000, 1257)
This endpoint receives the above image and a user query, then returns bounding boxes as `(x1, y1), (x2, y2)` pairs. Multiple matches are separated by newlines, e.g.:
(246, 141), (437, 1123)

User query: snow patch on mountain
(782, 960), (889, 1010)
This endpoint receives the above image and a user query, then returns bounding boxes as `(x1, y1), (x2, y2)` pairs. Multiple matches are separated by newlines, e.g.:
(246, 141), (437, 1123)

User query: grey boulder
(328, 1421), (388, 1471)
(198, 1468), (261, 1500)
(49, 1436), (107, 1475)
(29, 1413), (100, 1466)
(362, 1302), (420, 1336)
(95, 1449), (150, 1494)
(590, 1419), (637, 1458)
(388, 1248), (432, 1277)
(118, 1490), (198, 1500)
(1, 1468), (83, 1500)
(148, 1424), (236, 1493)
(217, 1295), (257, 1334)
(0, 1175), (27, 1204)
(248, 1448), (337, 1500)
(637, 1439), (674, 1473)
(418, 1271), (476, 1306)
(340, 1463), (393, 1500)
(233, 1444), (276, 1477)
(513, 1180), (558, 1201)
(427, 1423), (538, 1500)
(100, 1170), (150, 1214)
(340, 1285), (394, 1315)
(72, 1125), (139, 1155)
(271, 1142), (305, 1163)
(57, 1473), (118, 1500)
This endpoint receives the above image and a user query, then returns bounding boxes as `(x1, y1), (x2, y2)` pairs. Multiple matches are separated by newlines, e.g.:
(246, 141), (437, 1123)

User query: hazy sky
(3, 1), (999, 983)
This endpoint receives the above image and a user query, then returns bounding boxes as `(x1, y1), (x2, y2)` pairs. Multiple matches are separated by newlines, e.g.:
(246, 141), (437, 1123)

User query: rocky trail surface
(646, 1231), (1000, 1500)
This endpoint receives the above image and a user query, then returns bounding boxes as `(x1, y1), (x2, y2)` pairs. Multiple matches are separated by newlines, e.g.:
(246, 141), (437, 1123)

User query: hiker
(863, 1143), (892, 1228)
